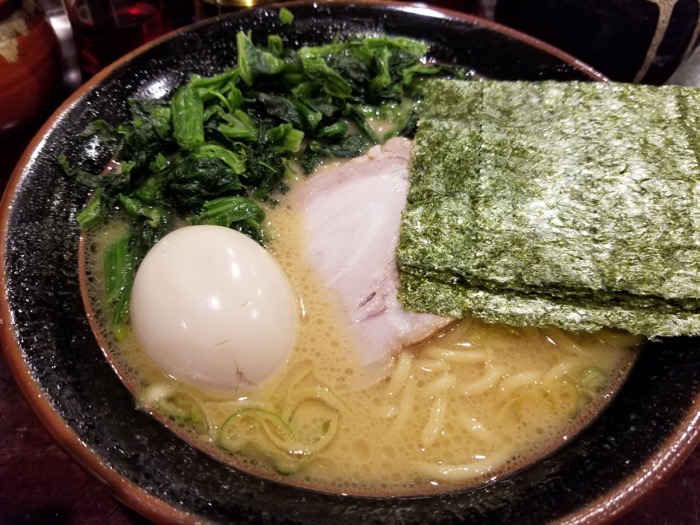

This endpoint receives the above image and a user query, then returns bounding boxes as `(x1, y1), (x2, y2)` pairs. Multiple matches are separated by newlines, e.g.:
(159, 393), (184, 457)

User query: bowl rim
(3, 1), (697, 524)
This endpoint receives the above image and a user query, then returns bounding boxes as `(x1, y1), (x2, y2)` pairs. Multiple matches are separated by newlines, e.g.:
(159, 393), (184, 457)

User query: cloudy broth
(82, 178), (640, 496)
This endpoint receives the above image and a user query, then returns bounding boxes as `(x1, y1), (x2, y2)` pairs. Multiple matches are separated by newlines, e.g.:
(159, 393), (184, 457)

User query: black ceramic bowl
(1, 2), (698, 524)
(493, 0), (700, 84)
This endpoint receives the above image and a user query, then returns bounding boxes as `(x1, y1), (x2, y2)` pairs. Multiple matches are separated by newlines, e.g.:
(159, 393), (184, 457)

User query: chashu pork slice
(294, 137), (453, 380)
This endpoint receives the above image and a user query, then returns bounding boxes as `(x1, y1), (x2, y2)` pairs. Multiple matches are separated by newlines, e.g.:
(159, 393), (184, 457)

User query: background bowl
(492, 0), (700, 84)
(1, 2), (698, 524)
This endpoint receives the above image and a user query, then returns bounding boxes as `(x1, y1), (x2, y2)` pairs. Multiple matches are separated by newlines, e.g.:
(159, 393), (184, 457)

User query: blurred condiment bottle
(193, 0), (278, 18)
(61, 0), (166, 79)
(0, 0), (61, 137)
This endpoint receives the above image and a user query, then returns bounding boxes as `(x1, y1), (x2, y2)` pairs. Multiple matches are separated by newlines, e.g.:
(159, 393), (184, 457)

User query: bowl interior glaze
(1, 2), (699, 524)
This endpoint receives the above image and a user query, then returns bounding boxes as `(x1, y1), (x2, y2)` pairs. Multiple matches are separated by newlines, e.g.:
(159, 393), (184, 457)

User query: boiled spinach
(61, 27), (464, 339)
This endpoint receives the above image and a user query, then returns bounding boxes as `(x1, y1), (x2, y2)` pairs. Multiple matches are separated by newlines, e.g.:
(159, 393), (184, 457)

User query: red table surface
(1, 120), (699, 525)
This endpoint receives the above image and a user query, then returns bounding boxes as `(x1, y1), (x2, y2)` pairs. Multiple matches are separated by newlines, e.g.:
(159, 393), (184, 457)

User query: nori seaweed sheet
(397, 79), (700, 337)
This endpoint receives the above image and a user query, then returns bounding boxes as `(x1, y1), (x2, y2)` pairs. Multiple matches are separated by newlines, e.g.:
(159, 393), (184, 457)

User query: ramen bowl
(1, 2), (699, 523)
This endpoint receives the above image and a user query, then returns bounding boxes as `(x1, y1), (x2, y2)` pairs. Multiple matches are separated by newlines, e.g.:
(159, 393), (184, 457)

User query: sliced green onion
(578, 367), (608, 395)
(138, 384), (209, 435)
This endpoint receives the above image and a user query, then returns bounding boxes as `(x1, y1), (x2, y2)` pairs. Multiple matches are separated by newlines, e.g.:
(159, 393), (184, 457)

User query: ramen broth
(83, 180), (641, 496)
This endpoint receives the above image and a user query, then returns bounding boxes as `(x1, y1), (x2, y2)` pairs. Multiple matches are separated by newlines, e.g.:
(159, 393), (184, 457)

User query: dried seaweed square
(398, 79), (700, 336)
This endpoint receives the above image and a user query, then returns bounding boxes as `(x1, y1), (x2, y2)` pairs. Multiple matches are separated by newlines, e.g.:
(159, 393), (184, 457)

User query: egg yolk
(130, 225), (297, 391)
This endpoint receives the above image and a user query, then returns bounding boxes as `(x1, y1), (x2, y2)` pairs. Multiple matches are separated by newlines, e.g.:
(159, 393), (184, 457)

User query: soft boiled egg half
(131, 225), (297, 391)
